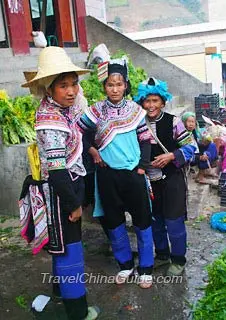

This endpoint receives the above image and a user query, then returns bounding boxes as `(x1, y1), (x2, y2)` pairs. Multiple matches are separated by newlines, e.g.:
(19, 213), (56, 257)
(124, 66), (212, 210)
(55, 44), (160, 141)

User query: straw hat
(21, 46), (90, 91)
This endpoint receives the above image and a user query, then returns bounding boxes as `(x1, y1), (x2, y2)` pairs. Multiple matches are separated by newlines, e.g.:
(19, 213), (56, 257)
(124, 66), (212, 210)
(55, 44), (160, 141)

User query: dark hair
(50, 71), (78, 89)
(148, 78), (155, 86)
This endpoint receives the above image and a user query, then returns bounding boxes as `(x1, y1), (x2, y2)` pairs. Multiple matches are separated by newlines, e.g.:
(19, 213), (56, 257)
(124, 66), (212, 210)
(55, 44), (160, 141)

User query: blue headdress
(133, 77), (173, 104)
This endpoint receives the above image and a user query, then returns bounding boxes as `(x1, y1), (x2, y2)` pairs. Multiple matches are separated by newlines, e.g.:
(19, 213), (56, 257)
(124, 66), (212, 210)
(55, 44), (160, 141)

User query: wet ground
(0, 177), (225, 320)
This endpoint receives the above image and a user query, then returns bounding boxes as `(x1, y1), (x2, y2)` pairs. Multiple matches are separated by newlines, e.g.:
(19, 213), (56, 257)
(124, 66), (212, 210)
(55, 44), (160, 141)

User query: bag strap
(145, 115), (169, 154)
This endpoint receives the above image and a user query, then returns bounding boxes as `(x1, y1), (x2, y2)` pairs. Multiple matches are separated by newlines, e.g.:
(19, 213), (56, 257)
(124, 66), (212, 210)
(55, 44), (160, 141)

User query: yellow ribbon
(27, 143), (41, 181)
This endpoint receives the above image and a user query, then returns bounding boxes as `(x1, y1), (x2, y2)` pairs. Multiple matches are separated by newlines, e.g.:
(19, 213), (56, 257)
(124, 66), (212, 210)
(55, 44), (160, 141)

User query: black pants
(151, 170), (187, 219)
(151, 170), (187, 265)
(83, 172), (95, 207)
(60, 177), (85, 244)
(96, 166), (152, 229)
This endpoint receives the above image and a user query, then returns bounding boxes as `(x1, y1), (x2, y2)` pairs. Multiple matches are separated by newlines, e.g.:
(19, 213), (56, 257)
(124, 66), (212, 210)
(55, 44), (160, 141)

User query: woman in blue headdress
(134, 77), (197, 276)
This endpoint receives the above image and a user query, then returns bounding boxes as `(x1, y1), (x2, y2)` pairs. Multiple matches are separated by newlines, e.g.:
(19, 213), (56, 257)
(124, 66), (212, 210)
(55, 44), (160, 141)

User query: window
(30, 0), (54, 19)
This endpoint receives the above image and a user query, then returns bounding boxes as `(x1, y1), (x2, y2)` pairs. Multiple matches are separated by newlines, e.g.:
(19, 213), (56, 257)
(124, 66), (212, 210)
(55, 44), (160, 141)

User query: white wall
(0, 3), (6, 42)
(85, 0), (106, 23)
(208, 0), (226, 22)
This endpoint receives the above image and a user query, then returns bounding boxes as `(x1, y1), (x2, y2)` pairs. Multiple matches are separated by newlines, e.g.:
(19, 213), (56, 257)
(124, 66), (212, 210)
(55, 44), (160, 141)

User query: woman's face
(142, 94), (165, 119)
(48, 73), (79, 107)
(104, 74), (127, 104)
(185, 116), (196, 131)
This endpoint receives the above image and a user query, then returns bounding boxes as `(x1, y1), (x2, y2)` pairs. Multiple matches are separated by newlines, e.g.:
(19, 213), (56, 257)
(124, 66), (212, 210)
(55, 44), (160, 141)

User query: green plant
(0, 227), (14, 235)
(80, 50), (147, 105)
(0, 90), (38, 145)
(194, 215), (206, 223)
(193, 250), (226, 319)
(15, 295), (28, 309)
(80, 65), (106, 106)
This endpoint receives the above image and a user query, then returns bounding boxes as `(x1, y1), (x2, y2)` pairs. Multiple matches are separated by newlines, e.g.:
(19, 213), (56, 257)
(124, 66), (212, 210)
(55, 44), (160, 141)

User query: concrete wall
(85, 16), (212, 100)
(0, 1), (6, 42)
(166, 53), (207, 83)
(0, 47), (88, 97)
(0, 142), (30, 215)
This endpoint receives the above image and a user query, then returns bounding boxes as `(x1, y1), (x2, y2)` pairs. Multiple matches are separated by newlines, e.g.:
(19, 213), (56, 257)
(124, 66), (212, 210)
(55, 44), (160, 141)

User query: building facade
(0, 0), (106, 55)
(125, 21), (226, 105)
(0, 0), (107, 96)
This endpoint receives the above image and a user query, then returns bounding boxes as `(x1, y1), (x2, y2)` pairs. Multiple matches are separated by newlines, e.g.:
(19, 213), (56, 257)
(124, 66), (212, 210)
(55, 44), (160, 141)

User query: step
(0, 52), (88, 71)
(187, 174), (220, 219)
(166, 104), (194, 117)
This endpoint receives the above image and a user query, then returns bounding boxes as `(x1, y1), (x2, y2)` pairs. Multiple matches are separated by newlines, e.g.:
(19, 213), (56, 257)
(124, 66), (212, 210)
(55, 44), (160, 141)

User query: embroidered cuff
(47, 158), (66, 170)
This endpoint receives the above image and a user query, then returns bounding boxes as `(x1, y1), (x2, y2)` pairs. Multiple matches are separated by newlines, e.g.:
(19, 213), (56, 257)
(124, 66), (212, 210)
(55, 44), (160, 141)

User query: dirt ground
(0, 178), (225, 320)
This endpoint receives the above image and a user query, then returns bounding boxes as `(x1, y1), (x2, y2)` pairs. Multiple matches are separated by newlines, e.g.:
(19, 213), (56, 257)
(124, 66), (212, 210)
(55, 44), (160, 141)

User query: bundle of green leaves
(0, 90), (38, 145)
(193, 250), (226, 320)
(80, 50), (147, 106)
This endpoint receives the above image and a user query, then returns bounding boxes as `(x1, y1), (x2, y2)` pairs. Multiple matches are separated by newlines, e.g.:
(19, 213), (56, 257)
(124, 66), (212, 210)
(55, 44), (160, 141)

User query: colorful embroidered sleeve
(77, 114), (97, 162)
(136, 118), (152, 142)
(41, 129), (68, 170)
(38, 129), (81, 213)
(77, 113), (97, 133)
(136, 119), (152, 170)
(173, 116), (197, 167)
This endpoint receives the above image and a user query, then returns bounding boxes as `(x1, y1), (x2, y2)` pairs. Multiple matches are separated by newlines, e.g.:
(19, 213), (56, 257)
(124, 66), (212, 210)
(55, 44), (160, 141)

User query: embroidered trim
(36, 97), (83, 171)
(86, 100), (146, 150)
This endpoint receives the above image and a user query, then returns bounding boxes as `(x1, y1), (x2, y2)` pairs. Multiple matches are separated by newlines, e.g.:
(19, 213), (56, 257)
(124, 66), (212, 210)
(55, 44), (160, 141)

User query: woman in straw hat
(22, 46), (99, 320)
(77, 58), (154, 289)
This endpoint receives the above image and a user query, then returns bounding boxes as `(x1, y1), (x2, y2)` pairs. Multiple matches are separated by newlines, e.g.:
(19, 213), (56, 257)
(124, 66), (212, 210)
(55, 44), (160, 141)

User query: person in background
(134, 78), (196, 276)
(78, 58), (154, 289)
(182, 112), (218, 183)
(21, 46), (99, 320)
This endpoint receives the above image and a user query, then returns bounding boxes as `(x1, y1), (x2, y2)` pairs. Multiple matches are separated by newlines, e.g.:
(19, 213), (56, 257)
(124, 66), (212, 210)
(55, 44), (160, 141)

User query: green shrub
(193, 250), (226, 319)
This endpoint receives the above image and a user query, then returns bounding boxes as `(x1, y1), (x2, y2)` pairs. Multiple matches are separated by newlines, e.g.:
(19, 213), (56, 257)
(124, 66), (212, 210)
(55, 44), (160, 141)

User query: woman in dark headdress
(78, 58), (154, 288)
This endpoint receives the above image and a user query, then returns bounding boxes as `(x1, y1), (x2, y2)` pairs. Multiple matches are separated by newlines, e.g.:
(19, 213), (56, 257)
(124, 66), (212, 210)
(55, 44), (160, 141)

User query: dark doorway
(0, 0), (8, 48)
(29, 0), (58, 45)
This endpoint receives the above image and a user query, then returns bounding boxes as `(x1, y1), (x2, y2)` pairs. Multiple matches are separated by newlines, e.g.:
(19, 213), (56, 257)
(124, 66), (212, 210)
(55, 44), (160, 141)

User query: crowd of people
(19, 46), (219, 320)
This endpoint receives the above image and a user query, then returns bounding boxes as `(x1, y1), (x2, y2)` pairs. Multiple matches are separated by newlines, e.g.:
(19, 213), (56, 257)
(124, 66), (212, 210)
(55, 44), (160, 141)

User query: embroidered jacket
(35, 97), (86, 213)
(78, 99), (152, 170)
(146, 111), (197, 179)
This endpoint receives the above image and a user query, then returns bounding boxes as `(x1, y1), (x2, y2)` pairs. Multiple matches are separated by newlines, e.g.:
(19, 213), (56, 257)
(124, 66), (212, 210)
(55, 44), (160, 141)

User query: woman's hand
(69, 206), (82, 222)
(200, 154), (209, 161)
(137, 168), (145, 175)
(88, 147), (106, 167)
(151, 152), (175, 168)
